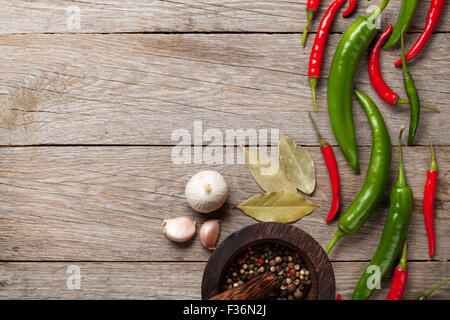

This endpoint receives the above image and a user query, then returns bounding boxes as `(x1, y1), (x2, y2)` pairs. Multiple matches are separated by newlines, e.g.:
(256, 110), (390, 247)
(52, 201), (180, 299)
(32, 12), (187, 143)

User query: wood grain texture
(0, 146), (448, 262)
(0, 262), (448, 300)
(208, 272), (281, 300)
(0, 0), (449, 300)
(0, 33), (448, 146)
(0, 0), (448, 33)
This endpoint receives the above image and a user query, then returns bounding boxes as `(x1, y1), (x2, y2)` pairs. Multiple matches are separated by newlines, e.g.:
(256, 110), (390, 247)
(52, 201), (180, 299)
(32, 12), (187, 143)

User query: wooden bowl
(201, 222), (335, 300)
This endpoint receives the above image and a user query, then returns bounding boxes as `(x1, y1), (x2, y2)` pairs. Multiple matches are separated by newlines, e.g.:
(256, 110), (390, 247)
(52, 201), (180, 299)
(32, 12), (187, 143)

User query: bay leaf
(279, 134), (315, 195)
(235, 190), (319, 223)
(242, 146), (297, 193)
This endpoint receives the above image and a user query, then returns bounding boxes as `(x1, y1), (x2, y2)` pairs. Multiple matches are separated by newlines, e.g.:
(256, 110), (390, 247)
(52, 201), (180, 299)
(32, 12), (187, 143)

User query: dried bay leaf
(279, 134), (315, 195)
(242, 146), (297, 193)
(235, 190), (319, 223)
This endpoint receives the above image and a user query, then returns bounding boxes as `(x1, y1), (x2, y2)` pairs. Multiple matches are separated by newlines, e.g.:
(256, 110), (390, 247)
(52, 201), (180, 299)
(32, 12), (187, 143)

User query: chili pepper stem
(310, 77), (318, 112)
(401, 32), (408, 74)
(397, 241), (408, 271)
(418, 277), (450, 300)
(397, 127), (406, 186)
(302, 10), (314, 47)
(368, 0), (389, 24)
(397, 99), (440, 112)
(308, 112), (328, 147)
(429, 136), (437, 171)
(325, 229), (345, 254)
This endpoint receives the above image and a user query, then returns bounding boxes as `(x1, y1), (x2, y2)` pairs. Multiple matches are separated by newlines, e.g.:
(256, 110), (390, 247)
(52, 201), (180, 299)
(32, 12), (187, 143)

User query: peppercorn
(294, 289), (303, 299)
(221, 242), (311, 300)
(287, 284), (296, 293)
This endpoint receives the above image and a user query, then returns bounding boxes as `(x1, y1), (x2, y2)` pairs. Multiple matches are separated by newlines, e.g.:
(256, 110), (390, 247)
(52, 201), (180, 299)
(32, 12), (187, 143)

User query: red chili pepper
(342, 0), (357, 18)
(395, 0), (446, 67)
(308, 113), (341, 223)
(423, 136), (438, 258)
(308, 0), (347, 111)
(386, 241), (408, 300)
(302, 0), (321, 47)
(368, 25), (440, 113)
(369, 24), (399, 106)
(336, 293), (342, 300)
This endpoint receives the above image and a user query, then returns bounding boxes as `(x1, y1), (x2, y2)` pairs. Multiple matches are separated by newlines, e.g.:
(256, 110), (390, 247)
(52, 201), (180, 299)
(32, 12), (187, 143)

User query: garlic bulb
(185, 170), (229, 213)
(199, 219), (220, 250)
(162, 217), (196, 242)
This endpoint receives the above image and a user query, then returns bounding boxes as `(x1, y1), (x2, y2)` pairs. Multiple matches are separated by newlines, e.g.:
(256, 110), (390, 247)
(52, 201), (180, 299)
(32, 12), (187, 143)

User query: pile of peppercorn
(222, 242), (311, 300)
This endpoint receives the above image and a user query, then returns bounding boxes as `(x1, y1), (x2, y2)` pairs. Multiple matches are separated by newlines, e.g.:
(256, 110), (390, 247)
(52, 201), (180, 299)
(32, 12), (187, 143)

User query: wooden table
(0, 1), (448, 300)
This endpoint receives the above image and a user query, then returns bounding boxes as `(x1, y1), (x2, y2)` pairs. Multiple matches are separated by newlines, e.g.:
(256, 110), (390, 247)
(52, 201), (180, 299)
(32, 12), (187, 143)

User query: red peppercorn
(237, 258), (244, 265)
(294, 252), (300, 259)
(257, 258), (265, 265)
(290, 269), (296, 275)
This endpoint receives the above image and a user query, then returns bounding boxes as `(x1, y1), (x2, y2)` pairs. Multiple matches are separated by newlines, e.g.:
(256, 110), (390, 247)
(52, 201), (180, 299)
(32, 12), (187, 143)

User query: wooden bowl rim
(201, 222), (335, 300)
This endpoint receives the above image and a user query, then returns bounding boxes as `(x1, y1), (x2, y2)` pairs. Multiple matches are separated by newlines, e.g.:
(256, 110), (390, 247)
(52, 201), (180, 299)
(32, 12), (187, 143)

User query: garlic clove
(199, 219), (220, 251)
(162, 217), (196, 243)
(185, 170), (229, 214)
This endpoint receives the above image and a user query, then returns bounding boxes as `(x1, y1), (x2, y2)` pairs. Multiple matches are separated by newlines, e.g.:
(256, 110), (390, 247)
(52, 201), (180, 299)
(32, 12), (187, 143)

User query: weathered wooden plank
(0, 261), (448, 299)
(0, 146), (448, 262)
(0, 34), (448, 146)
(0, 0), (449, 34)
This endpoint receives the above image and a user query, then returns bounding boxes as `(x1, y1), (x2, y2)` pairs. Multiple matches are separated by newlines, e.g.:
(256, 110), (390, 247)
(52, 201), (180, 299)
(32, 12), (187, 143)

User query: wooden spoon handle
(209, 272), (280, 300)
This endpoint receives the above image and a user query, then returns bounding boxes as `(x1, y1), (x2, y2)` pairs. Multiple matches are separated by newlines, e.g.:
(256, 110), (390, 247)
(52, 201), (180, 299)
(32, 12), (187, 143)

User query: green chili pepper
(401, 32), (421, 145)
(327, 0), (390, 173)
(352, 127), (413, 300)
(382, 0), (419, 50)
(326, 90), (392, 254)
